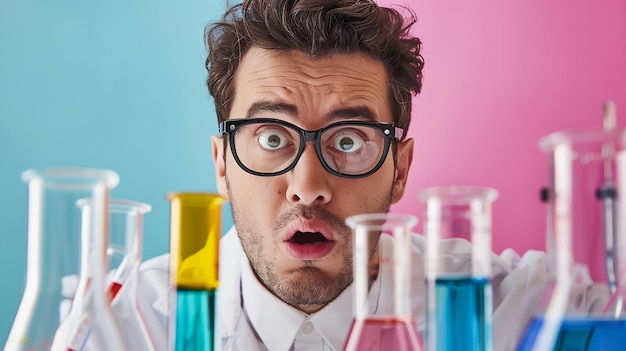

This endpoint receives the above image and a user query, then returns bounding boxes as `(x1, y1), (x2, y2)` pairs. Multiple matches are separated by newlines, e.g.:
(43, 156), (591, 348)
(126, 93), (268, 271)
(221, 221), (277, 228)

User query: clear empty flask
(418, 186), (497, 351)
(516, 102), (626, 351)
(105, 199), (158, 351)
(5, 168), (119, 351)
(343, 213), (423, 351)
(167, 192), (225, 351)
(50, 192), (127, 350)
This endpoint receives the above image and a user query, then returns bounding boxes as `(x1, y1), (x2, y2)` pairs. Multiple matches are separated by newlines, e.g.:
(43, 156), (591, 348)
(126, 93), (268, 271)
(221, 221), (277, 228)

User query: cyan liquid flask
(419, 186), (498, 351)
(167, 192), (225, 351)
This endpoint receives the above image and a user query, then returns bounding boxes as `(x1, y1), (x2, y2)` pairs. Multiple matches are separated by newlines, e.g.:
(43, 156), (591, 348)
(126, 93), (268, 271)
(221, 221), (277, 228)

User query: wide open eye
(331, 132), (366, 153)
(257, 128), (291, 150)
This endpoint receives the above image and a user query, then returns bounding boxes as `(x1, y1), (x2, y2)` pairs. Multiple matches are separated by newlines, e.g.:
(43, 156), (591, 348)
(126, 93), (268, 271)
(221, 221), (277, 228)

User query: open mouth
(281, 220), (336, 260)
(289, 231), (329, 245)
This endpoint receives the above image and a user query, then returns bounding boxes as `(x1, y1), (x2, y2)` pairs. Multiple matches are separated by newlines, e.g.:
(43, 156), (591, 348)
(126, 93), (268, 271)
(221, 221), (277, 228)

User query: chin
(273, 266), (351, 305)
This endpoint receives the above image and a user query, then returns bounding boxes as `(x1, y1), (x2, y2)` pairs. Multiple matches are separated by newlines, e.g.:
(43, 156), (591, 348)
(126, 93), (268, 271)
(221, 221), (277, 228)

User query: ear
(391, 138), (414, 204)
(211, 135), (230, 201)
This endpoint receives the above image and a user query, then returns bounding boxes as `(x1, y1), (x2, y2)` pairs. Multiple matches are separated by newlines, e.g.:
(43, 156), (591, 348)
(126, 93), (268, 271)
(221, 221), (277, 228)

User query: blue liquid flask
(516, 103), (626, 350)
(419, 186), (498, 351)
(167, 193), (225, 351)
(516, 316), (626, 351)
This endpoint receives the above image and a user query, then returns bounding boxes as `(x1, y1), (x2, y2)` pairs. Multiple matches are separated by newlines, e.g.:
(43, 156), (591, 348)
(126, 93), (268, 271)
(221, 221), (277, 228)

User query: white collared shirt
(136, 226), (610, 351)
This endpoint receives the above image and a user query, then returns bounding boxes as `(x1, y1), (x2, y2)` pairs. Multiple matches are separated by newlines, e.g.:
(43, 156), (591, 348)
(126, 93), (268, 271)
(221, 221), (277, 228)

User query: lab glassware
(516, 103), (626, 351)
(5, 168), (119, 351)
(343, 213), (423, 351)
(106, 199), (158, 351)
(167, 192), (225, 351)
(605, 147), (626, 318)
(418, 186), (498, 351)
(50, 194), (128, 350)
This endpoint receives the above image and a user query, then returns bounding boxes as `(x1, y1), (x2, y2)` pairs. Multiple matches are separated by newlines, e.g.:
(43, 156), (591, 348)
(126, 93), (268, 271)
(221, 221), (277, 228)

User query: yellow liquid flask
(167, 192), (225, 351)
(516, 102), (626, 350)
(419, 186), (498, 351)
(5, 168), (120, 351)
(106, 199), (159, 351)
(343, 213), (423, 351)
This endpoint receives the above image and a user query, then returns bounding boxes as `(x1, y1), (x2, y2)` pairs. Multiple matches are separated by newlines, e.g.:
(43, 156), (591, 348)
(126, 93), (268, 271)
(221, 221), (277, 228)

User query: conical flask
(50, 194), (128, 350)
(4, 168), (119, 351)
(418, 186), (498, 351)
(603, 102), (626, 320)
(167, 192), (225, 351)
(516, 102), (626, 350)
(342, 213), (423, 351)
(606, 147), (626, 318)
(106, 199), (158, 351)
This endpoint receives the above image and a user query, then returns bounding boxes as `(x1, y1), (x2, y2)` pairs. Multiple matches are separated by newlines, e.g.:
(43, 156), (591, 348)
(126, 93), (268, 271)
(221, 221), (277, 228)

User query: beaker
(418, 186), (498, 351)
(5, 168), (119, 351)
(105, 199), (158, 351)
(167, 192), (225, 351)
(342, 213), (423, 351)
(516, 105), (626, 351)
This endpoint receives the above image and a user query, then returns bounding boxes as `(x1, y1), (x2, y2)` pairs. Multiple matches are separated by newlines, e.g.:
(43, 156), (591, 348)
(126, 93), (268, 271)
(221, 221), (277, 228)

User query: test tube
(342, 213), (423, 351)
(167, 192), (225, 351)
(419, 186), (497, 351)
(5, 168), (120, 351)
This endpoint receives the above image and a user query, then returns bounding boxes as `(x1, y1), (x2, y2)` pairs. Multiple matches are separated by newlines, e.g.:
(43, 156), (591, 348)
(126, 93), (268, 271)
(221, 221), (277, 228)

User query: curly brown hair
(205, 0), (424, 137)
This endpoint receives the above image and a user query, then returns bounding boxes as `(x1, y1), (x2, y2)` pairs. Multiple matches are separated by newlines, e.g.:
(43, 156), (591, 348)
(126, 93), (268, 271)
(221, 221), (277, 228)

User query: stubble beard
(226, 176), (393, 312)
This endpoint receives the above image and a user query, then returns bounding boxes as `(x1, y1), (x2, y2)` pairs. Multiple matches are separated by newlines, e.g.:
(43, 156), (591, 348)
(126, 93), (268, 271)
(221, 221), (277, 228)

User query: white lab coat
(136, 226), (610, 351)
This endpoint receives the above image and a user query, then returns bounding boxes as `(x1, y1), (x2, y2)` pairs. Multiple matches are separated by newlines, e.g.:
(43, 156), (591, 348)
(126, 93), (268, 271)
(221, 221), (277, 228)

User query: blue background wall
(0, 1), (231, 345)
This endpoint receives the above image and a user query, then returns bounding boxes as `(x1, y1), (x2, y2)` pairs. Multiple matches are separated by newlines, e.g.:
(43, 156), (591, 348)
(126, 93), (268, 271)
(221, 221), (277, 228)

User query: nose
(285, 142), (332, 206)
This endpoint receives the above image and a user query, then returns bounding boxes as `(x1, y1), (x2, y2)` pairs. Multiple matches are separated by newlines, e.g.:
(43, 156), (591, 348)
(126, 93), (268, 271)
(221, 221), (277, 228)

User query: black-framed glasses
(219, 118), (404, 179)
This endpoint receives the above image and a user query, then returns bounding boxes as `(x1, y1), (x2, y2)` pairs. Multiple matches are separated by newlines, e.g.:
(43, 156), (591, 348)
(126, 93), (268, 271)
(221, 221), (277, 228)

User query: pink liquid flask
(343, 213), (423, 351)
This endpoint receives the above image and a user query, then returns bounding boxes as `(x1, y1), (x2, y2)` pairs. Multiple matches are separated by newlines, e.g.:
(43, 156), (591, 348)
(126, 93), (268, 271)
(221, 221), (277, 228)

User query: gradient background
(1, 0), (625, 346)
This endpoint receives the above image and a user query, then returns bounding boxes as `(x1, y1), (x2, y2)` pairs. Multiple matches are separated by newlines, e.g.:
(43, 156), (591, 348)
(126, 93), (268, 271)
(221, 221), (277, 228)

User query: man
(137, 0), (609, 350)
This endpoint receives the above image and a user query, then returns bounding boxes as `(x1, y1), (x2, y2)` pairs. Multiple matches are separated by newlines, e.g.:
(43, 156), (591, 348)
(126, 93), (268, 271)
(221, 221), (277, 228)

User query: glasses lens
(233, 121), (301, 174)
(320, 124), (385, 175)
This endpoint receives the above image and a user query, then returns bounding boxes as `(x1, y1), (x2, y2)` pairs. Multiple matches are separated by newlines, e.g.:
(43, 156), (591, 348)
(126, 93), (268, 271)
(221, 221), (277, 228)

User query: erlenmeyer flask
(105, 199), (158, 351)
(167, 192), (225, 351)
(516, 103), (626, 350)
(343, 213), (423, 351)
(5, 168), (119, 351)
(418, 186), (498, 351)
(50, 192), (128, 350)
(606, 148), (626, 317)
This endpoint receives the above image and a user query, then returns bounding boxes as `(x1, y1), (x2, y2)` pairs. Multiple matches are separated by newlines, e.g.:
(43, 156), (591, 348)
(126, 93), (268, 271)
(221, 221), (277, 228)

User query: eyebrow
(246, 101), (298, 118)
(245, 101), (377, 122)
(327, 106), (376, 122)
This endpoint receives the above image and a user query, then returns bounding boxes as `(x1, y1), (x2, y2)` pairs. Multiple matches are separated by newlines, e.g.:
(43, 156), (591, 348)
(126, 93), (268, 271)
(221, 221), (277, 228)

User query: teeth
(292, 231), (327, 245)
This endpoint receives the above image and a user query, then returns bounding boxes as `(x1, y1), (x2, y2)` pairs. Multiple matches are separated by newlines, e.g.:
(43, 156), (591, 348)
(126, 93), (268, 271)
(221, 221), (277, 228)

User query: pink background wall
(386, 0), (626, 255)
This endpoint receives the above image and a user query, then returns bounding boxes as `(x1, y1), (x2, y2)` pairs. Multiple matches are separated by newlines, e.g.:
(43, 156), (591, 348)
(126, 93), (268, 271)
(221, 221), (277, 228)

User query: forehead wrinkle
(232, 48), (392, 123)
(238, 48), (387, 92)
(295, 64), (386, 87)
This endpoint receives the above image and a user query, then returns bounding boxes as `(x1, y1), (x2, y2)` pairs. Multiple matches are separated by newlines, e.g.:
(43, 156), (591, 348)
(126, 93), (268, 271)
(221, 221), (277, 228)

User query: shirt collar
(309, 282), (357, 350)
(241, 255), (308, 351)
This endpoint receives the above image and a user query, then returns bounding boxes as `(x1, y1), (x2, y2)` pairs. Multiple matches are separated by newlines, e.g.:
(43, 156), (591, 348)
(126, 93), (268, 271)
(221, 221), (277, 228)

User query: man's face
(211, 47), (414, 313)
